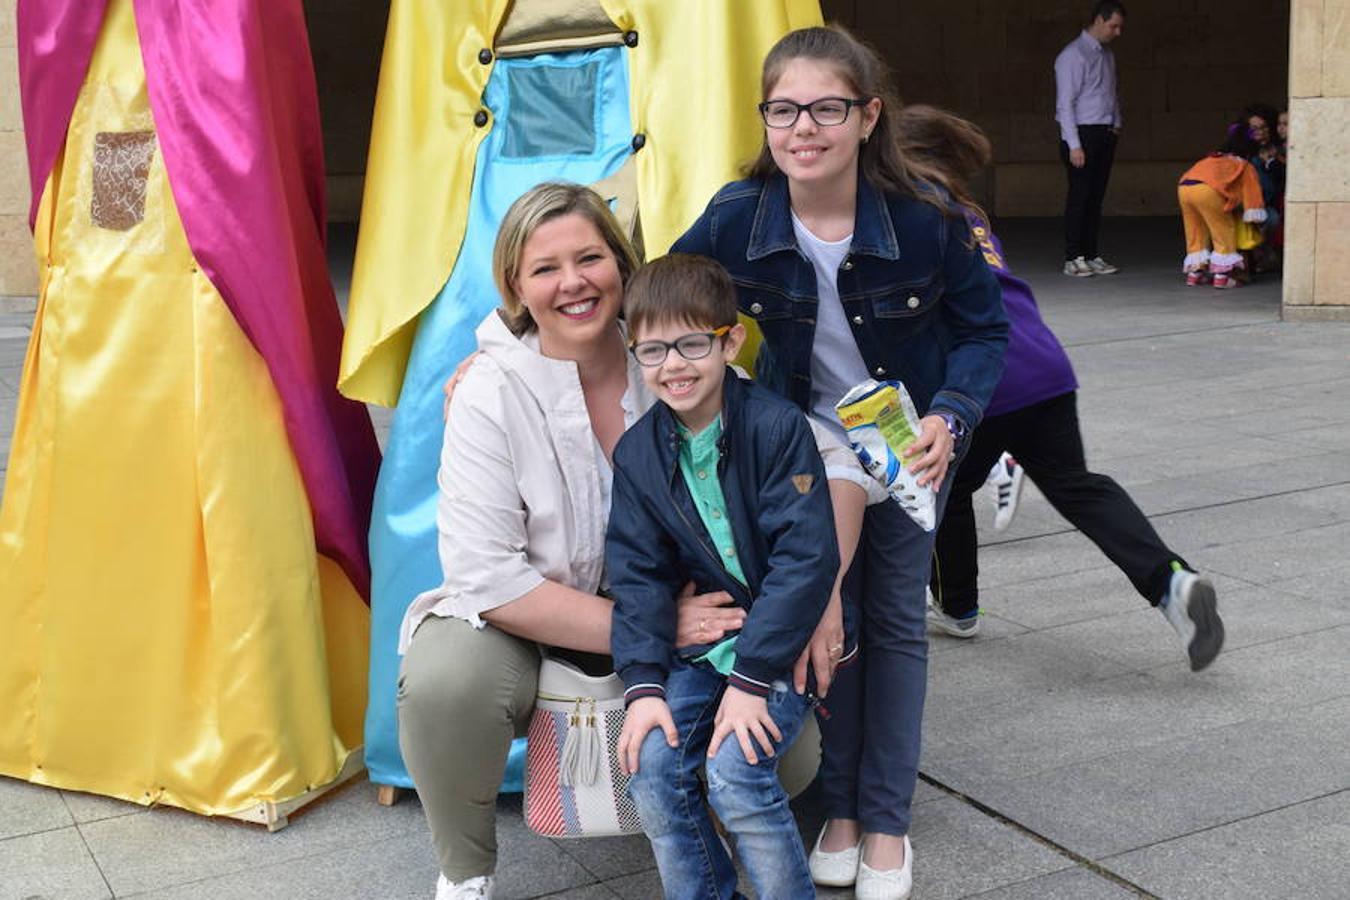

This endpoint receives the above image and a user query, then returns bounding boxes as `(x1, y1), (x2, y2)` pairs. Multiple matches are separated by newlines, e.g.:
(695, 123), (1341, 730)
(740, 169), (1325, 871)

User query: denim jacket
(607, 372), (840, 702)
(672, 173), (1008, 431)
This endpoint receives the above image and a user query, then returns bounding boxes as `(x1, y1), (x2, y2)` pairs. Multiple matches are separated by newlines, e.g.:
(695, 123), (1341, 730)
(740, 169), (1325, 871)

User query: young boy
(607, 253), (839, 900)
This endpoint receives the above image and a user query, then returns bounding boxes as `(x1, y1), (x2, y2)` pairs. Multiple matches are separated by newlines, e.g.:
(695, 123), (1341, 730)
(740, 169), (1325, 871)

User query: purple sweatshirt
(968, 216), (1079, 417)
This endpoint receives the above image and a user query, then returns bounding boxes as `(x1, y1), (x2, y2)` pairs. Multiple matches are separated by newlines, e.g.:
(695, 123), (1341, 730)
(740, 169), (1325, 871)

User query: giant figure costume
(340, 0), (822, 793)
(0, 0), (381, 815)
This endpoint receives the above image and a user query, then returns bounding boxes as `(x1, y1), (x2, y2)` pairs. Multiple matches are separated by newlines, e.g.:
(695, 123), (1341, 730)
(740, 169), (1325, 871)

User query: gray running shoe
(926, 590), (980, 638)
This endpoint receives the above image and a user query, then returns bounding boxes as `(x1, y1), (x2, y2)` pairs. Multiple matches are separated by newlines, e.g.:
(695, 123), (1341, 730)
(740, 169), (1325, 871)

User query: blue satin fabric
(363, 46), (635, 791)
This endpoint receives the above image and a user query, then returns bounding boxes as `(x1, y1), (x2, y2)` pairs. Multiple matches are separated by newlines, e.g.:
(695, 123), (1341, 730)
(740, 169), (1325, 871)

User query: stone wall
(303, 0), (388, 223)
(0, 2), (36, 299)
(822, 0), (1291, 216)
(1283, 0), (1350, 315)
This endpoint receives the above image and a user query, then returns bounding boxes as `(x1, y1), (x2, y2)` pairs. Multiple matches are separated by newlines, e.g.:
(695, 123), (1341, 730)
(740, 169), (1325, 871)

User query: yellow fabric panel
(603, 0), (822, 257)
(338, 0), (820, 406)
(0, 0), (367, 815)
(338, 0), (510, 406)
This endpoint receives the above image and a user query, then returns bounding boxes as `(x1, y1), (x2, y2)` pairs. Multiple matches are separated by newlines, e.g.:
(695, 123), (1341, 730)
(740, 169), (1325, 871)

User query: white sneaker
(1063, 256), (1095, 277)
(855, 835), (913, 900)
(926, 590), (980, 638)
(986, 453), (1026, 532)
(1086, 256), (1119, 274)
(808, 824), (861, 887)
(1159, 568), (1224, 672)
(436, 873), (494, 899)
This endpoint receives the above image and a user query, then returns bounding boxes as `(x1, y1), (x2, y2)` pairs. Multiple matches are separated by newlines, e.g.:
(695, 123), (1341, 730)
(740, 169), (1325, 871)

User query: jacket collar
(746, 171), (900, 262)
(475, 309), (651, 416)
(654, 367), (748, 458)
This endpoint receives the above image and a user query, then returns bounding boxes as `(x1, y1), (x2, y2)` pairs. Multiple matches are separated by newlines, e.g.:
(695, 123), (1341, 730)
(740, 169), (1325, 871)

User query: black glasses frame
(629, 325), (732, 368)
(758, 97), (870, 129)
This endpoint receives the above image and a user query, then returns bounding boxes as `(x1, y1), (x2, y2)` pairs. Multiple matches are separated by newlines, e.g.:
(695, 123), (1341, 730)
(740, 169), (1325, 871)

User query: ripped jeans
(626, 659), (813, 900)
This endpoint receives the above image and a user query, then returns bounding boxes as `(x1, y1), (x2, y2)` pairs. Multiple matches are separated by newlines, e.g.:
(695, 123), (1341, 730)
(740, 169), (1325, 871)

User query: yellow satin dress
(0, 0), (368, 815)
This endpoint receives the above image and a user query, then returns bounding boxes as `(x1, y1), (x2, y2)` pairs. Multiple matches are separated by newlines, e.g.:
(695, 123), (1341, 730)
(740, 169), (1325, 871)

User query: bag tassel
(560, 700), (582, 787)
(578, 699), (603, 785)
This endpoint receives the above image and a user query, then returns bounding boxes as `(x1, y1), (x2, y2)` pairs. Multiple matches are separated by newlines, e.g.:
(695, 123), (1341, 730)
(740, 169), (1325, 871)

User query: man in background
(1055, 1), (1126, 277)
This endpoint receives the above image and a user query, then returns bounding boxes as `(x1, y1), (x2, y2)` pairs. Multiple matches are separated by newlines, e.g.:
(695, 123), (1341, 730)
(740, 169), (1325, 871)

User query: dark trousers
(931, 392), (1186, 619)
(1060, 124), (1117, 260)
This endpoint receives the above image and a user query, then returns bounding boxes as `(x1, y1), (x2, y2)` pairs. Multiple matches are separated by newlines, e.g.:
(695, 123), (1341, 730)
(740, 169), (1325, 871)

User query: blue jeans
(626, 661), (813, 900)
(820, 465), (958, 836)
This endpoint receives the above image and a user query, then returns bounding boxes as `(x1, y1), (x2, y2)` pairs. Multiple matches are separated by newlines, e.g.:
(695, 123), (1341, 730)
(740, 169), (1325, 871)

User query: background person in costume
(1176, 125), (1268, 289)
(0, 0), (380, 816)
(339, 0), (822, 800)
(902, 105), (1226, 675)
(673, 26), (1008, 899)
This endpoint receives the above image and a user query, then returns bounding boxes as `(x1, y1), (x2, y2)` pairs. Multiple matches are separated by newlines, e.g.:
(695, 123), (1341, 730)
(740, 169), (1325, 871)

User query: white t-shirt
(792, 211), (871, 443)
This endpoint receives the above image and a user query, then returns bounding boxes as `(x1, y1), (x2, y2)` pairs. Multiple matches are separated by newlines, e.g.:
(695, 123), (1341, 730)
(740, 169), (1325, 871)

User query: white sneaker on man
(1086, 256), (1119, 274)
(986, 453), (1026, 532)
(436, 874), (494, 899)
(1063, 256), (1095, 277)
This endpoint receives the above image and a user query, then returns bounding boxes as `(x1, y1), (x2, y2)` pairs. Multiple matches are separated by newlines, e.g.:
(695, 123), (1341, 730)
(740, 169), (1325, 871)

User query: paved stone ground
(2, 218), (1348, 898)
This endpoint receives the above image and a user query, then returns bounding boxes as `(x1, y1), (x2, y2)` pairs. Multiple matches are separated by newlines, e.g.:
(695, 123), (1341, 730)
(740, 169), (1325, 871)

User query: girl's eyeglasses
(759, 97), (869, 129)
(629, 325), (731, 367)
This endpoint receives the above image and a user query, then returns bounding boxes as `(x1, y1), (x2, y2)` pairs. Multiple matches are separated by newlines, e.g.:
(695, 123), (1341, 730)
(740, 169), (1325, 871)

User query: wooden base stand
(225, 747), (366, 832)
(375, 783), (405, 806)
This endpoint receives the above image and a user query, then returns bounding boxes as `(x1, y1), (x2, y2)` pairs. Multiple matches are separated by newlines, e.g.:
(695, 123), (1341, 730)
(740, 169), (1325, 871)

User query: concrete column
(1284, 0), (1350, 319)
(0, 2), (38, 303)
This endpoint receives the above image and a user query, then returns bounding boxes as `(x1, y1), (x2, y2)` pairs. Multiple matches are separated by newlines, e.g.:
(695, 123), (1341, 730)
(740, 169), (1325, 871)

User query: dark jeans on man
(931, 392), (1186, 619)
(1060, 124), (1117, 260)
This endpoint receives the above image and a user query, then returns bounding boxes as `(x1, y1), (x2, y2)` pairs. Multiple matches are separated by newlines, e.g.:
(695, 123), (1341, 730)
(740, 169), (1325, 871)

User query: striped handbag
(523, 656), (644, 838)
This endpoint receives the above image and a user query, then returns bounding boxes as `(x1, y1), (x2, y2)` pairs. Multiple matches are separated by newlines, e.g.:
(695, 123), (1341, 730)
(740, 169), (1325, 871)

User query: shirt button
(750, 302), (763, 314)
(724, 547), (736, 558)
(874, 366), (887, 377)
(907, 296), (920, 309)
(852, 315), (864, 325)
(477, 48), (493, 64)
(712, 509), (722, 519)
(697, 470), (707, 480)
(473, 109), (489, 127)
(841, 259), (854, 270)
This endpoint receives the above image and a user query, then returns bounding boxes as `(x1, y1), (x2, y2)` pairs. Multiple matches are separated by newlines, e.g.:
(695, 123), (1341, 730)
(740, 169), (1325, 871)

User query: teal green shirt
(678, 417), (742, 675)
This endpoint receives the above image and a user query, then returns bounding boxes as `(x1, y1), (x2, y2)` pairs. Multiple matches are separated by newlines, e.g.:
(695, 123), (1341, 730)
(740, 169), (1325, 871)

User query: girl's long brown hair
(745, 25), (958, 218)
(893, 104), (994, 228)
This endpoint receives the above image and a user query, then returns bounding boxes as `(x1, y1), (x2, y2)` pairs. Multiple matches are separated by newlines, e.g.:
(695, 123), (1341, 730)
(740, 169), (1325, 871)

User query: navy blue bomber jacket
(607, 371), (840, 703)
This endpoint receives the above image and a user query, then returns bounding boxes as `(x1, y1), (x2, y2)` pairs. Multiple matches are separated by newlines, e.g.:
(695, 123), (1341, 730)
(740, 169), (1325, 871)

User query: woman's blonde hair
(493, 182), (641, 334)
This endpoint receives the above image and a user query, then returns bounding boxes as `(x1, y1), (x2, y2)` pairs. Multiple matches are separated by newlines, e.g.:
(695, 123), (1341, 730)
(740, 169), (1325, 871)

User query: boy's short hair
(625, 254), (739, 338)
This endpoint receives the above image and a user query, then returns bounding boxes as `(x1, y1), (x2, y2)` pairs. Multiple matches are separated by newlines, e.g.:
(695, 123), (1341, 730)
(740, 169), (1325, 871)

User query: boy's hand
(618, 697), (677, 775)
(708, 687), (781, 765)
(794, 593), (844, 697)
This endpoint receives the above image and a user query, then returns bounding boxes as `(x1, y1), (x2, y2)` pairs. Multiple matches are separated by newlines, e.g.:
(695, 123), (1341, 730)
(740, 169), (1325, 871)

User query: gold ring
(828, 644), (844, 656)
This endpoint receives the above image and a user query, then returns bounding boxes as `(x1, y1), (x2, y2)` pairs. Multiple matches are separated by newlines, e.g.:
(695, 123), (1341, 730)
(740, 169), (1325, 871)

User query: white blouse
(398, 311), (650, 652)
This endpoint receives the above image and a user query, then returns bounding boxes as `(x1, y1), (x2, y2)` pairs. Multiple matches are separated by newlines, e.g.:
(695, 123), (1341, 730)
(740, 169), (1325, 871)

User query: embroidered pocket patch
(791, 474), (815, 495)
(91, 130), (157, 231)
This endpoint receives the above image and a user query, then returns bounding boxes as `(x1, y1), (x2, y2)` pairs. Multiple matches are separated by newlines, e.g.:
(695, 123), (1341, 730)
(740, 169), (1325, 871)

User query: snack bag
(835, 379), (936, 531)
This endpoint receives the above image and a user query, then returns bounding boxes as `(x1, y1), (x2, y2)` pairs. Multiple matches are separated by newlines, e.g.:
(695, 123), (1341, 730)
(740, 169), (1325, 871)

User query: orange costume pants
(1178, 182), (1243, 272)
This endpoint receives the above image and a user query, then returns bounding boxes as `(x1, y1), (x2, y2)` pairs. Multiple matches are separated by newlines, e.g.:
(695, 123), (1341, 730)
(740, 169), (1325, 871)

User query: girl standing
(674, 26), (1007, 899)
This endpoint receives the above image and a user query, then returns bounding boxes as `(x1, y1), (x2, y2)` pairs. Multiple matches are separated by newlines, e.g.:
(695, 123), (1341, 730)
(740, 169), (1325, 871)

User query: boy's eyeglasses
(759, 97), (869, 129)
(629, 326), (731, 367)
